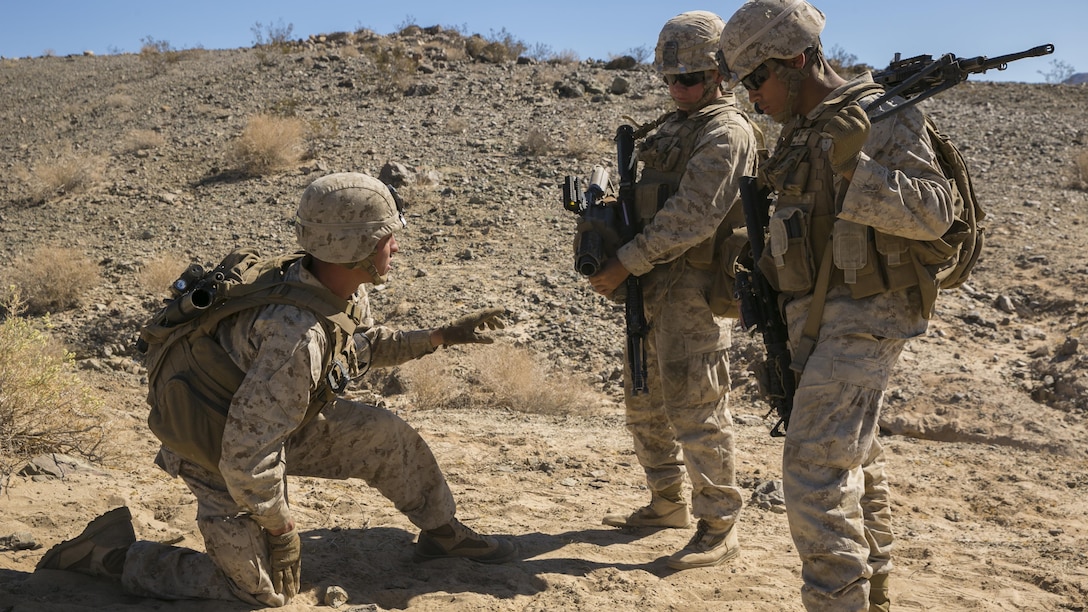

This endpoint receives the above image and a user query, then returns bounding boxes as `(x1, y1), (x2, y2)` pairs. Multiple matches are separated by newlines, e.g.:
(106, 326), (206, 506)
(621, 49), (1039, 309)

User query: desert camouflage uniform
(769, 75), (953, 611)
(122, 261), (453, 606)
(614, 91), (757, 533)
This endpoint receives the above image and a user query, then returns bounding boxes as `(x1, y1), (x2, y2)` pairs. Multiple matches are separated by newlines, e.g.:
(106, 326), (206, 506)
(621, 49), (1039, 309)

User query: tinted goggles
(663, 71), (707, 87)
(741, 64), (772, 91)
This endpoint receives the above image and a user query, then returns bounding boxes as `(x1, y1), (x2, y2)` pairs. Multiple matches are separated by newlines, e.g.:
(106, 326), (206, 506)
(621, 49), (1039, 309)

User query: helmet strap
(770, 60), (806, 123)
(362, 255), (387, 285)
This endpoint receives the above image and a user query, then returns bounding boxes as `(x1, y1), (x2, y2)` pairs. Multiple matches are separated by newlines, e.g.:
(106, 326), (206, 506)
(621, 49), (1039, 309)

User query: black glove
(822, 102), (870, 175)
(267, 529), (301, 600)
(438, 308), (505, 346)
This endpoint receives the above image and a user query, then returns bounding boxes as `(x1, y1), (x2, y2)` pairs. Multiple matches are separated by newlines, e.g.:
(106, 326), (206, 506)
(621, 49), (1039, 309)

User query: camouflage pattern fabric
(125, 260), (451, 605)
(615, 91), (757, 531)
(655, 10), (726, 74)
(718, 0), (826, 83)
(775, 75), (953, 611)
(616, 92), (757, 276)
(622, 265), (743, 530)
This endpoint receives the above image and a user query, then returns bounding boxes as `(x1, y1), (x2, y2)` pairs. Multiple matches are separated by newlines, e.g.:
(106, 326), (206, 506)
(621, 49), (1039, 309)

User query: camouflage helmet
(654, 10), (726, 74)
(718, 0), (826, 82)
(294, 172), (405, 264)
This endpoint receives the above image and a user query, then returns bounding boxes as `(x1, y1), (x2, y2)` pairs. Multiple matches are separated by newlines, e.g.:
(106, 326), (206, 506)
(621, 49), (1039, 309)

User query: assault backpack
(137, 248), (363, 474)
(780, 87), (988, 371)
(924, 115), (985, 291)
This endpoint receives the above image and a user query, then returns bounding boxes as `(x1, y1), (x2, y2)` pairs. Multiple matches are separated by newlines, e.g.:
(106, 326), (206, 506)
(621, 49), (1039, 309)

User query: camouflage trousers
(122, 399), (457, 607)
(782, 332), (903, 612)
(622, 265), (743, 529)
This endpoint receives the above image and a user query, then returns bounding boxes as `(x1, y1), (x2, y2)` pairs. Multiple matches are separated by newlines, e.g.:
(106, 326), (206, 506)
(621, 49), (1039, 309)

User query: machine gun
(734, 176), (794, 437)
(561, 125), (649, 394)
(868, 44), (1054, 122)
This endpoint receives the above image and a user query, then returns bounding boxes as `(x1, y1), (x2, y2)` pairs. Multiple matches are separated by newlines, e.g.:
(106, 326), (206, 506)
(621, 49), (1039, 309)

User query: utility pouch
(635, 182), (672, 226)
(707, 229), (748, 318)
(147, 334), (244, 474)
(875, 231), (917, 292)
(762, 206), (814, 293)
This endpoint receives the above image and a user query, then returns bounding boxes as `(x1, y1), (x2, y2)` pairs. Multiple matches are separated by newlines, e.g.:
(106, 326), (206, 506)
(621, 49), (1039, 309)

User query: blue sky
(0, 1), (1081, 83)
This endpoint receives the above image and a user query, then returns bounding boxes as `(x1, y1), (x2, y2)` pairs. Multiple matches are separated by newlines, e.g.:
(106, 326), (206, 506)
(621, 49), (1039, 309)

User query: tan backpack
(138, 248), (362, 474)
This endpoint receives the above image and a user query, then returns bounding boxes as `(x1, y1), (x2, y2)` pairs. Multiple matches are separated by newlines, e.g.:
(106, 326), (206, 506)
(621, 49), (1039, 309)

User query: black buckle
(326, 360), (349, 394)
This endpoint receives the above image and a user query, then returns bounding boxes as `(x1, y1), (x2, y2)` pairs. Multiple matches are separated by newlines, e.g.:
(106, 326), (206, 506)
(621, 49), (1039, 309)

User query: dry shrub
(397, 345), (596, 415)
(395, 353), (469, 411)
(445, 117), (470, 135)
(136, 253), (189, 296)
(1072, 149), (1088, 191)
(519, 128), (552, 156)
(104, 93), (134, 108)
(465, 344), (594, 415)
(399, 182), (442, 210)
(361, 43), (420, 97)
(2, 246), (99, 315)
(138, 36), (182, 72)
(228, 114), (306, 176)
(0, 294), (117, 478)
(25, 150), (105, 203)
(566, 136), (611, 161)
(121, 129), (166, 153)
(549, 49), (581, 65)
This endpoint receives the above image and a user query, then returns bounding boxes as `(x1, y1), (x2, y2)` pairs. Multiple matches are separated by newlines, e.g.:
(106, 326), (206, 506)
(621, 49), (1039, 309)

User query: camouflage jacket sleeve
(351, 285), (437, 370)
(217, 299), (327, 533)
(837, 91), (955, 240)
(616, 101), (756, 277)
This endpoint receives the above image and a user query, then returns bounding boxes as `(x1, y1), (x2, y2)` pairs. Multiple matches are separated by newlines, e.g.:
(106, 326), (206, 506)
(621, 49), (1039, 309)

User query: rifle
(615, 125), (649, 395)
(561, 126), (649, 394)
(734, 176), (794, 437)
(868, 44), (1054, 122)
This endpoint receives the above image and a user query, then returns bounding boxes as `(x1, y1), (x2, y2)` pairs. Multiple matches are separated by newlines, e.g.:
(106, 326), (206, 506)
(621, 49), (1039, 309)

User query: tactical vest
(139, 250), (364, 475)
(636, 100), (748, 269)
(757, 80), (962, 317)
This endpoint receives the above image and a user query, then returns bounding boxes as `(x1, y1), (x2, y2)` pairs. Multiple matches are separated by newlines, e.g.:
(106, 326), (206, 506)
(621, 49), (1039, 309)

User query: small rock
(751, 479), (786, 513)
(324, 585), (349, 608)
(0, 532), (40, 551)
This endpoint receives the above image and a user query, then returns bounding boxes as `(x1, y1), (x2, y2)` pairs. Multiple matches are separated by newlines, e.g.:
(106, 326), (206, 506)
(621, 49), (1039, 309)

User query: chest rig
(757, 81), (928, 305)
(635, 101), (745, 269)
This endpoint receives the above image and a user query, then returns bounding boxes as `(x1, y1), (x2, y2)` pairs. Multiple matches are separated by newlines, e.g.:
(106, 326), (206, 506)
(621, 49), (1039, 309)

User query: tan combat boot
(36, 506), (135, 580)
(665, 519), (740, 570)
(413, 517), (517, 564)
(603, 486), (690, 529)
(869, 572), (890, 612)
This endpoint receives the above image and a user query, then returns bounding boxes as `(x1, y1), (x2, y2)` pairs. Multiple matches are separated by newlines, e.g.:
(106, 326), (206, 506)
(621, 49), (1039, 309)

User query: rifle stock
(735, 176), (794, 437)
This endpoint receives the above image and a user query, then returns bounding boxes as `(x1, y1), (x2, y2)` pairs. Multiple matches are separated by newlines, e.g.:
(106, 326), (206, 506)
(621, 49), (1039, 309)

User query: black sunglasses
(663, 72), (707, 87)
(741, 64), (771, 91)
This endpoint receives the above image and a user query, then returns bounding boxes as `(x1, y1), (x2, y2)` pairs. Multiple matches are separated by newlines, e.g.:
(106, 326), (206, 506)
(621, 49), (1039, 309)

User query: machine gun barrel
(869, 43), (1054, 122)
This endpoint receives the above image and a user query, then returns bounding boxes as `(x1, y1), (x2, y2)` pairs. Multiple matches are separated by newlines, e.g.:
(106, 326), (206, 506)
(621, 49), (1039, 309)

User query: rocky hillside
(1, 27), (1087, 611)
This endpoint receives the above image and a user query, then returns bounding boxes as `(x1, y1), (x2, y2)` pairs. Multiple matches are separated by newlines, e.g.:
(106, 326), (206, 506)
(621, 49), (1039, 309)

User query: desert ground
(1, 26), (1086, 611)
